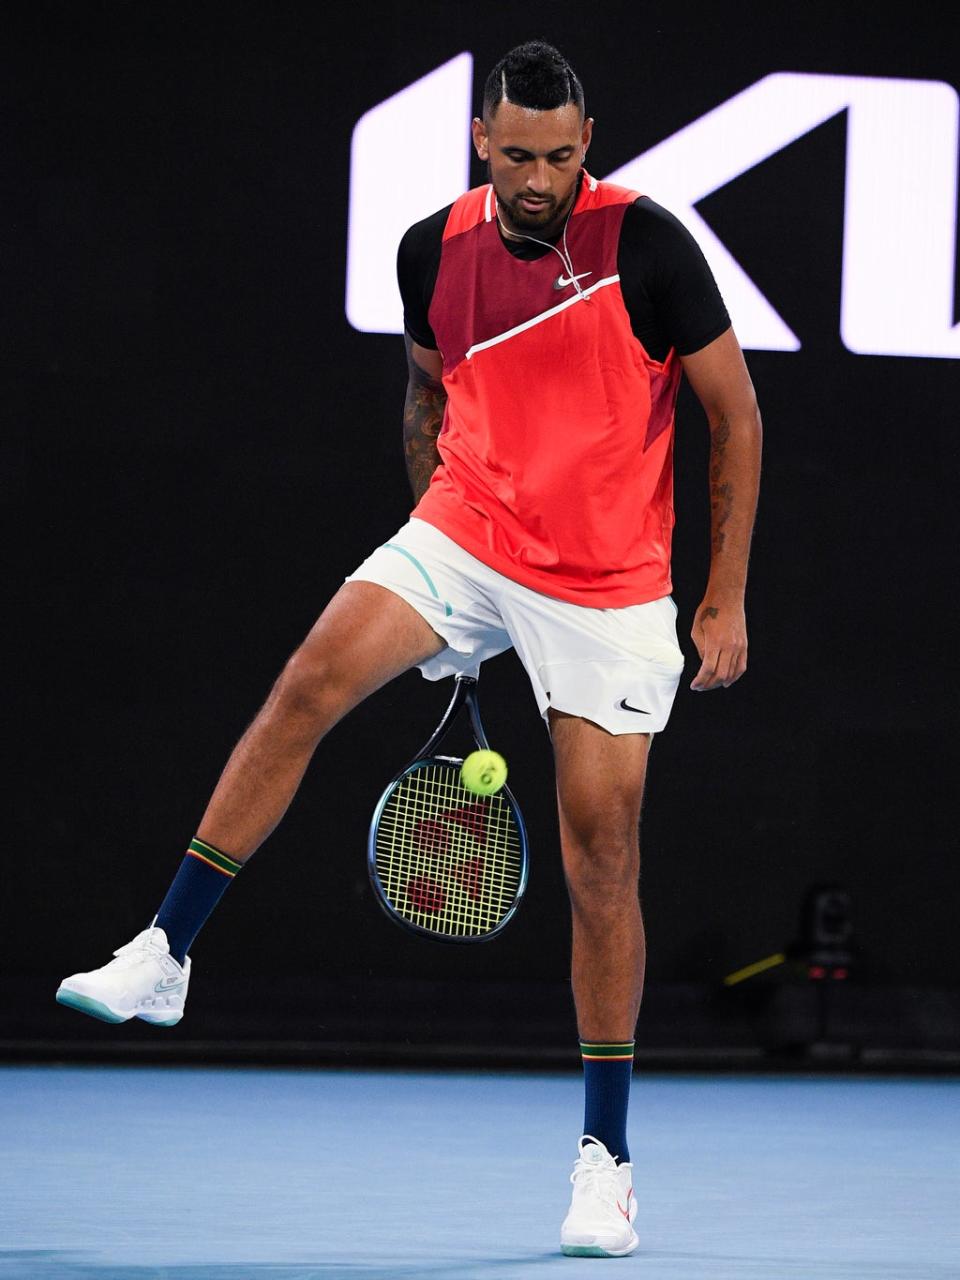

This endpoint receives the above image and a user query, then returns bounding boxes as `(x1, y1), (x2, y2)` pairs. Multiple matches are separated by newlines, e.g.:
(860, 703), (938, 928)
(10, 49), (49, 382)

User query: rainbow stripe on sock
(580, 1041), (635, 1061)
(186, 837), (242, 878)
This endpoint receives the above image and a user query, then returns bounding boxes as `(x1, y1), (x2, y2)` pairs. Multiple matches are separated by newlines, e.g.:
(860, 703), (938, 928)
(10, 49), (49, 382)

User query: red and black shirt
(397, 173), (729, 607)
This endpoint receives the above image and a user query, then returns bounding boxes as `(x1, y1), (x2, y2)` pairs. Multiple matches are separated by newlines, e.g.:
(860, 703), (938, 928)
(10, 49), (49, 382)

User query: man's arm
(403, 333), (447, 505)
(679, 328), (762, 691)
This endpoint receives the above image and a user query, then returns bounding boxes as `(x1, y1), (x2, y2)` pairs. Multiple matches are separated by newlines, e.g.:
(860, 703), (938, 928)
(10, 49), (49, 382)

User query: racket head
(367, 755), (529, 943)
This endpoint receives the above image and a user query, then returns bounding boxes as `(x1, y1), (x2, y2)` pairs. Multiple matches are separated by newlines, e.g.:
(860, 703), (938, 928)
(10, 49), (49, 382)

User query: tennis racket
(367, 674), (529, 942)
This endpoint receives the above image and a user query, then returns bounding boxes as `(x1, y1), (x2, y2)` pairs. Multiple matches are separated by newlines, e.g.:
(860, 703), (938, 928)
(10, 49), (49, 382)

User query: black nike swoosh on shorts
(618, 699), (650, 714)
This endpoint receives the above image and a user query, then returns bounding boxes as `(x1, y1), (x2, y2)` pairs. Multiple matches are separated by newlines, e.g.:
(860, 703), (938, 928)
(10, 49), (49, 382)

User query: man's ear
(472, 117), (489, 162)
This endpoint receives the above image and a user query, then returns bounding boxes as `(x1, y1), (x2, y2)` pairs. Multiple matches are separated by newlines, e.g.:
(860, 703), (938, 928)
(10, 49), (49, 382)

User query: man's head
(473, 41), (593, 238)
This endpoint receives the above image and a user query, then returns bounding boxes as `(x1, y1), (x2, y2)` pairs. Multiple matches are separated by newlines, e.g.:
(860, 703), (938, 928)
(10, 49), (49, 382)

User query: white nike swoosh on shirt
(555, 271), (592, 289)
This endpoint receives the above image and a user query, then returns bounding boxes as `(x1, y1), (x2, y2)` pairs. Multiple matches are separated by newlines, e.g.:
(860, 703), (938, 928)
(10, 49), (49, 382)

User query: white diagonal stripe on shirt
(465, 275), (621, 360)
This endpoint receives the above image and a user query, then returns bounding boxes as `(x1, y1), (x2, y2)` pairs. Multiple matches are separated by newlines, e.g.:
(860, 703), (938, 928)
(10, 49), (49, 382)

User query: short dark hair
(483, 41), (584, 119)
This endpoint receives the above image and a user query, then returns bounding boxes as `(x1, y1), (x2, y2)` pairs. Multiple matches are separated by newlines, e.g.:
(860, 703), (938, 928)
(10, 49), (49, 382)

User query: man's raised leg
(56, 582), (445, 1024)
(552, 710), (649, 1257)
(196, 581), (445, 859)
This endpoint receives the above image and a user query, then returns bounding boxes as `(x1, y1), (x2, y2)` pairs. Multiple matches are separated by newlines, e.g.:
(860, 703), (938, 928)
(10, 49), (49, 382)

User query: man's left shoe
(560, 1135), (639, 1257)
(56, 924), (190, 1026)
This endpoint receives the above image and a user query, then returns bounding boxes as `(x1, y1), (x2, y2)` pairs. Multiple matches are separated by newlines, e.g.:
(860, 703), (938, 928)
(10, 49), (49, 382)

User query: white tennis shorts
(345, 518), (685, 735)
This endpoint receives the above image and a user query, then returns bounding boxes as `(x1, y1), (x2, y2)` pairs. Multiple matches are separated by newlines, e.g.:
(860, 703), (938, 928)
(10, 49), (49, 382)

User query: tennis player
(58, 41), (762, 1257)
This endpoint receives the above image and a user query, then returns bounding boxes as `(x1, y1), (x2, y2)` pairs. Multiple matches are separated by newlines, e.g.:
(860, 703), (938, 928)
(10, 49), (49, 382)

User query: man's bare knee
(271, 646), (349, 729)
(563, 830), (639, 906)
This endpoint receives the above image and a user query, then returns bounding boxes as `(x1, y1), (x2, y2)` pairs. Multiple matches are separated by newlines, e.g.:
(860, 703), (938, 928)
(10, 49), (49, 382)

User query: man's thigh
(294, 581), (446, 705)
(549, 709), (650, 844)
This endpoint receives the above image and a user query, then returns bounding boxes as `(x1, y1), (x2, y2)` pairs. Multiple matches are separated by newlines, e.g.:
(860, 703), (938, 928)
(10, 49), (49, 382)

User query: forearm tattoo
(708, 414), (733, 554)
(402, 340), (447, 503)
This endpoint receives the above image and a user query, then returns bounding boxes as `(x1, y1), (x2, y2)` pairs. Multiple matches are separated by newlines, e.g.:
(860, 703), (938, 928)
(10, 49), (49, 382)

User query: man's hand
(690, 594), (747, 691)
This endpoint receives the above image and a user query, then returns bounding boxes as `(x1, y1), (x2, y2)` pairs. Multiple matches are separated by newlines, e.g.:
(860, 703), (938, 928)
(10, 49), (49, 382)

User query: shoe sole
(56, 987), (182, 1027)
(561, 1230), (639, 1258)
(561, 1245), (637, 1257)
(56, 988), (128, 1023)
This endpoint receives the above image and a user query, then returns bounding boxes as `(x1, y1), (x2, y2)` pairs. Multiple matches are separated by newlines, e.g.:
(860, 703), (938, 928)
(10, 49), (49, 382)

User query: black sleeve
(396, 204), (451, 350)
(617, 197), (731, 363)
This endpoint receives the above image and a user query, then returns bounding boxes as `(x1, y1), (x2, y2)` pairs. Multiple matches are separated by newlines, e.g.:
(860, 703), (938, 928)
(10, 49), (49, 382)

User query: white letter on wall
(608, 72), (960, 357)
(345, 53), (473, 333)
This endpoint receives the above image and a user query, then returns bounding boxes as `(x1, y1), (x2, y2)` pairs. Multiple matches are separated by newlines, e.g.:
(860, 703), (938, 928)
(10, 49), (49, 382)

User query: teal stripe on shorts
(383, 543), (453, 616)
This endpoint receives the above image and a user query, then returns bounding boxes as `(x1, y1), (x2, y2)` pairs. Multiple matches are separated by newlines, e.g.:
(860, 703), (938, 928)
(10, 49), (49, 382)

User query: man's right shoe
(560, 1135), (639, 1257)
(56, 924), (191, 1026)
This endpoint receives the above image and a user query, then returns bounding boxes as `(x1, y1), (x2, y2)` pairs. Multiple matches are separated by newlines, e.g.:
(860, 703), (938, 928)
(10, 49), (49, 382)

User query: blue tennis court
(3, 1066), (958, 1278)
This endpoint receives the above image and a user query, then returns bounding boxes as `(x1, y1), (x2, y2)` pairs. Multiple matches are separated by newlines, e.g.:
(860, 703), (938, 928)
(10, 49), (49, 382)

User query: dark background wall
(5, 1), (959, 1061)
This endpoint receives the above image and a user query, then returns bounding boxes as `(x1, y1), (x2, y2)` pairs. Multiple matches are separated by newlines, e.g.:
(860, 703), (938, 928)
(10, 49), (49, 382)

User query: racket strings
(374, 762), (523, 937)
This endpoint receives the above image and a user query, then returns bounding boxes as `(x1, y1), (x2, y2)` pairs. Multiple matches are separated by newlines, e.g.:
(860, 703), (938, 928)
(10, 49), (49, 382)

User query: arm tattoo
(709, 413), (733, 554)
(402, 335), (447, 503)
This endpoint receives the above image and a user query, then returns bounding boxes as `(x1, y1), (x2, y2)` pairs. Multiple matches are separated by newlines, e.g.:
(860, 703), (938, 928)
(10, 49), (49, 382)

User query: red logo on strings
(407, 799), (489, 911)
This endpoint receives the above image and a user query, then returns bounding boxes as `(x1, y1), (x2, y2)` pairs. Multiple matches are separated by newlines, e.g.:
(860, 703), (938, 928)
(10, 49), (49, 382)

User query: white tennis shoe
(56, 923), (190, 1026)
(560, 1135), (639, 1258)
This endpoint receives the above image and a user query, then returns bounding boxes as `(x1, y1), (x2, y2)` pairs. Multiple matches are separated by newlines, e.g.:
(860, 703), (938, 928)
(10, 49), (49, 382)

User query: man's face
(472, 99), (593, 238)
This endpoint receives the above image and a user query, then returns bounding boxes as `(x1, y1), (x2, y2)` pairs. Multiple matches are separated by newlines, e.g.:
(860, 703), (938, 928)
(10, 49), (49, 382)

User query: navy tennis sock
(154, 837), (242, 965)
(581, 1041), (635, 1163)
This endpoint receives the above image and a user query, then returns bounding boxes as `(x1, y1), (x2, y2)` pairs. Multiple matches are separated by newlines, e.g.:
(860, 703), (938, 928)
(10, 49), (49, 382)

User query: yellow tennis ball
(461, 749), (508, 796)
